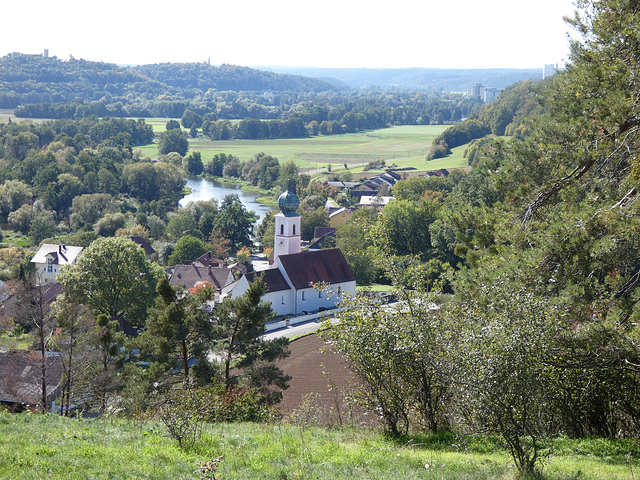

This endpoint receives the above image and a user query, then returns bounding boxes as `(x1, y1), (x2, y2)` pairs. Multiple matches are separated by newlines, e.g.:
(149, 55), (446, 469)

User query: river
(179, 177), (276, 225)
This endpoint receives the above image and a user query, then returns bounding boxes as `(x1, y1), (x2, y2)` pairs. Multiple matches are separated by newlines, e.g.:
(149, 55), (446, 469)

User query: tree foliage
(58, 237), (162, 325)
(141, 276), (215, 383)
(213, 277), (290, 404)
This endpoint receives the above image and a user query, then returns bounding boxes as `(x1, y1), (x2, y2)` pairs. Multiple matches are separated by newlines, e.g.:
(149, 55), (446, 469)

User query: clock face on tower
(279, 239), (284, 247)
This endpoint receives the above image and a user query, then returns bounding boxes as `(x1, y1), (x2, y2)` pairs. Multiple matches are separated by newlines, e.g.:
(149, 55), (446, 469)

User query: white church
(223, 184), (356, 316)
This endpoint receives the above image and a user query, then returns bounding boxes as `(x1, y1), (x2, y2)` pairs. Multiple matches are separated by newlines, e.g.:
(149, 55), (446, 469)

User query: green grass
(0, 229), (32, 248)
(0, 413), (638, 480)
(0, 333), (32, 350)
(138, 125), (466, 174)
(357, 283), (393, 293)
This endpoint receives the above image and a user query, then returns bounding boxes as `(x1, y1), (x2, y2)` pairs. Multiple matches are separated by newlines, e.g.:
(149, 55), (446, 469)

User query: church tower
(273, 180), (301, 263)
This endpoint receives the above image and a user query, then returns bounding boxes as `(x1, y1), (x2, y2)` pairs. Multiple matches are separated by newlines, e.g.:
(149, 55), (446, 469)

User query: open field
(0, 112), (469, 174)
(138, 125), (470, 175)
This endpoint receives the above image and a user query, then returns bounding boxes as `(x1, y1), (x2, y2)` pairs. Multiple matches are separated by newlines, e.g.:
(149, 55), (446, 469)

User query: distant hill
(132, 62), (336, 92)
(0, 55), (337, 109)
(256, 66), (543, 91)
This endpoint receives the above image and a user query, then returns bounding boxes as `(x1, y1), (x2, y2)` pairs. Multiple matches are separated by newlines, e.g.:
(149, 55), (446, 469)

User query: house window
(281, 295), (286, 305)
(47, 257), (54, 273)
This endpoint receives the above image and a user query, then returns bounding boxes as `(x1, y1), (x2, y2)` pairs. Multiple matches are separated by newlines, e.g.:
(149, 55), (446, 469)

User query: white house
(31, 244), (83, 285)
(223, 184), (356, 316)
(359, 195), (394, 208)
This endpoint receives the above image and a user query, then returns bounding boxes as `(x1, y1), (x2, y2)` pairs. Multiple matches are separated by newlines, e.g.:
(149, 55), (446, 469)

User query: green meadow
(0, 112), (469, 175)
(138, 125), (470, 175)
(0, 414), (637, 480)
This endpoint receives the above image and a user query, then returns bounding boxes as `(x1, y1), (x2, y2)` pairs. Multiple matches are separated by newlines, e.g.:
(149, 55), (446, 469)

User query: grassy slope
(0, 414), (637, 480)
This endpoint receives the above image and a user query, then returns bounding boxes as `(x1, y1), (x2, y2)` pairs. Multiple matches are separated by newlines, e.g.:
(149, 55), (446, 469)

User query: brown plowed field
(275, 333), (374, 426)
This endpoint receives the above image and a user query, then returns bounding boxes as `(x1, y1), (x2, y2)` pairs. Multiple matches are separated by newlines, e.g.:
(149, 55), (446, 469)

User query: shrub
(157, 385), (204, 449)
(198, 384), (274, 423)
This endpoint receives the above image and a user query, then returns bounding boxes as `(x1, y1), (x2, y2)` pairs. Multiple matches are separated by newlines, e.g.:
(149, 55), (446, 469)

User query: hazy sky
(3, 0), (578, 69)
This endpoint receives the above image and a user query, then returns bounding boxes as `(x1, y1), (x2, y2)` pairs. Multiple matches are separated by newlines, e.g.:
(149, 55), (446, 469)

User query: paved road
(263, 316), (337, 340)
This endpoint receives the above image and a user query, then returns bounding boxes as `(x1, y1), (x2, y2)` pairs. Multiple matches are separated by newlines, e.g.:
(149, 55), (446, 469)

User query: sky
(3, 0), (578, 69)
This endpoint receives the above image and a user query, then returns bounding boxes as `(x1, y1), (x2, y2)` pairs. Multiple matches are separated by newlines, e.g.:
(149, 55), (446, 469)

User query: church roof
(244, 268), (291, 293)
(278, 248), (355, 290)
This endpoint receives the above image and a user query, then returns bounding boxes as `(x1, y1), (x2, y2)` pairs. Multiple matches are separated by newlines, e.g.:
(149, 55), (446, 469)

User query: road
(263, 316), (337, 340)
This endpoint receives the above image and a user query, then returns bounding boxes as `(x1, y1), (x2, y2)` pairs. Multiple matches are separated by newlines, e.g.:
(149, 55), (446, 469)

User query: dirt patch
(275, 333), (375, 426)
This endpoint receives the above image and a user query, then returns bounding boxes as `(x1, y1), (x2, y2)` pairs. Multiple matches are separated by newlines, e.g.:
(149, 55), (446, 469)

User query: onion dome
(278, 180), (299, 216)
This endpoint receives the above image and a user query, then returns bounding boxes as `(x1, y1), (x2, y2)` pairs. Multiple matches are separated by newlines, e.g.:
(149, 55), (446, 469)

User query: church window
(293, 224), (296, 235)
(281, 295), (286, 305)
(280, 224), (284, 235)
(302, 290), (306, 301)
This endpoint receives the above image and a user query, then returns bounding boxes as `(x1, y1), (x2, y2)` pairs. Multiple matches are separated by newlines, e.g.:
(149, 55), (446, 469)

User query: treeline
(204, 109), (390, 140)
(14, 92), (479, 130)
(427, 80), (545, 159)
(134, 62), (336, 92)
(0, 55), (333, 109)
(2, 55), (482, 130)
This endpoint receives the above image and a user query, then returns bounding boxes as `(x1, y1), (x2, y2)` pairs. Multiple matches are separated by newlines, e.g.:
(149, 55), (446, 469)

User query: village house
(169, 264), (235, 297)
(309, 226), (336, 250)
(30, 244), (83, 285)
(129, 236), (156, 260)
(329, 207), (355, 229)
(424, 168), (449, 178)
(0, 349), (63, 412)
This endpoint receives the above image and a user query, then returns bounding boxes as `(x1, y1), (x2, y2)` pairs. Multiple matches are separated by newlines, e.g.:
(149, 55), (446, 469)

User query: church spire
(273, 181), (301, 263)
(278, 179), (299, 216)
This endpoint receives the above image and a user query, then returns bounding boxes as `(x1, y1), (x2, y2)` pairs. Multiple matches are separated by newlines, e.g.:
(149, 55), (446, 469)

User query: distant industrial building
(467, 83), (501, 103)
(543, 64), (558, 79)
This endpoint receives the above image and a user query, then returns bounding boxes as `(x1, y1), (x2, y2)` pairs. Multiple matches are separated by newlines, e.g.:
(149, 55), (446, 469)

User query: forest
(0, 55), (483, 137)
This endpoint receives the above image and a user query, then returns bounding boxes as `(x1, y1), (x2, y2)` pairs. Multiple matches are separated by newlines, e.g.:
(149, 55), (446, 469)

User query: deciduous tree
(58, 237), (162, 326)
